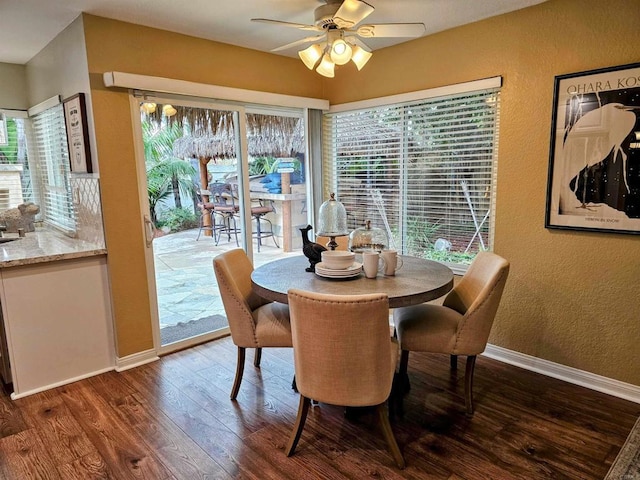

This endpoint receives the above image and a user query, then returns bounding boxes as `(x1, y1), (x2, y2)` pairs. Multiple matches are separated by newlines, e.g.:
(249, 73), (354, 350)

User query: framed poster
(63, 93), (92, 173)
(545, 62), (640, 234)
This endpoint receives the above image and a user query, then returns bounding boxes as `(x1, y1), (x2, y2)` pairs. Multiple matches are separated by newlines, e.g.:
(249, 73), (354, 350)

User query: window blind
(27, 103), (76, 232)
(323, 87), (500, 271)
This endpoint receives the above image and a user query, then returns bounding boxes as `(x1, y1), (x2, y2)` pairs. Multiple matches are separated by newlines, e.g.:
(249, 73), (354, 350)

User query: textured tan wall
(82, 14), (323, 357)
(326, 0), (640, 385)
(83, 0), (640, 386)
(0, 63), (27, 109)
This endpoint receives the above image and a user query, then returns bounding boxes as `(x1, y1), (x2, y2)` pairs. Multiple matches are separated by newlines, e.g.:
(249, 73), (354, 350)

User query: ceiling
(1, 0), (548, 65)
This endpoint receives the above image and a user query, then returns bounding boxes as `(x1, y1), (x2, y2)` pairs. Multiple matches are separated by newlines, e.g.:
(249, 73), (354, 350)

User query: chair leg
(271, 229), (279, 248)
(398, 350), (410, 394)
(254, 215), (262, 252)
(232, 215), (239, 247)
(450, 354), (458, 370)
(254, 347), (262, 368)
(230, 347), (246, 400)
(285, 395), (311, 456)
(464, 355), (477, 416)
(399, 350), (409, 376)
(264, 217), (279, 248)
(253, 215), (279, 251)
(214, 213), (223, 246)
(376, 403), (406, 469)
(196, 212), (203, 241)
(196, 209), (213, 241)
(211, 211), (222, 243)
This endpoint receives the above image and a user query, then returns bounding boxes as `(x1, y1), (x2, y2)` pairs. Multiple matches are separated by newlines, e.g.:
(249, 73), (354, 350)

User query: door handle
(143, 215), (154, 247)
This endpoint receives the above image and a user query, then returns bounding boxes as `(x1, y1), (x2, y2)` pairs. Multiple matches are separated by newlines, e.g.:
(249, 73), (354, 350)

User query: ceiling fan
(252, 0), (426, 77)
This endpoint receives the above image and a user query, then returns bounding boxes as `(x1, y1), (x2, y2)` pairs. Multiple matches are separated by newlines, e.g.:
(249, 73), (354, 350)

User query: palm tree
(143, 120), (196, 225)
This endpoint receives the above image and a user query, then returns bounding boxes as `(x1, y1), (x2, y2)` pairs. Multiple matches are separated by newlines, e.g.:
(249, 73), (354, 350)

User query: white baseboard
(484, 344), (640, 404)
(115, 348), (159, 372)
(11, 366), (115, 400)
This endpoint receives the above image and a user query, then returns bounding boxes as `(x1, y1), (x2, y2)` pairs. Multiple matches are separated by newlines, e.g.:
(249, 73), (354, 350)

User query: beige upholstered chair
(285, 289), (405, 469)
(393, 251), (510, 415)
(213, 249), (292, 400)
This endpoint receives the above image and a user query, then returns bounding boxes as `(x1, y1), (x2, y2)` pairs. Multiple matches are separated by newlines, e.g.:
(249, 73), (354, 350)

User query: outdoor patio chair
(251, 199), (278, 252)
(209, 182), (240, 246)
(195, 187), (224, 241)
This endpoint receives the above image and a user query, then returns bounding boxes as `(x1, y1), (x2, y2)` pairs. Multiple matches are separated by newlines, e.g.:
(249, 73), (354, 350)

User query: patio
(152, 228), (299, 333)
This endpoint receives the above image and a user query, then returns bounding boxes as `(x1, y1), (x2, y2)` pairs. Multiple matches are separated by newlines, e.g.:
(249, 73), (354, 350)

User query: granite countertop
(0, 228), (107, 268)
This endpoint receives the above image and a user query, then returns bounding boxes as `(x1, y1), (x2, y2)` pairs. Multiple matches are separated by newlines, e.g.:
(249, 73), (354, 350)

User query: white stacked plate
(315, 262), (363, 279)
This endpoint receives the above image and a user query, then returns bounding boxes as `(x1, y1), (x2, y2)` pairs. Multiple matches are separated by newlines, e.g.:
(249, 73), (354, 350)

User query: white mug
(362, 251), (385, 279)
(380, 250), (403, 276)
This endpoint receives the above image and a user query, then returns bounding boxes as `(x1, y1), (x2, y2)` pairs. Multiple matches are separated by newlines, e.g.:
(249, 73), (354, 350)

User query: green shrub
(159, 208), (198, 232)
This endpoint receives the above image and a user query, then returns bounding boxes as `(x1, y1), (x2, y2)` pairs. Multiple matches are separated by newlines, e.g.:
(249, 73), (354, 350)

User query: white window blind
(323, 86), (500, 271)
(27, 103), (76, 232)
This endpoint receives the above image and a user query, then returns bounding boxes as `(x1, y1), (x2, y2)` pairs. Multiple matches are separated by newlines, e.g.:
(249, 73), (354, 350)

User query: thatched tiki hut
(145, 105), (304, 235)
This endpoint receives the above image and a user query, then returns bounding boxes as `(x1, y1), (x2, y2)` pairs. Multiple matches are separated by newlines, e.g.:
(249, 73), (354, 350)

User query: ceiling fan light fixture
(140, 102), (157, 114)
(330, 38), (352, 65)
(316, 54), (335, 78)
(298, 43), (324, 69)
(350, 45), (373, 70)
(162, 104), (177, 117)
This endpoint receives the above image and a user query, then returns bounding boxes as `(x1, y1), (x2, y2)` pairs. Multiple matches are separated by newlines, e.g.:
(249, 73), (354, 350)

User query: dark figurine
(300, 224), (327, 272)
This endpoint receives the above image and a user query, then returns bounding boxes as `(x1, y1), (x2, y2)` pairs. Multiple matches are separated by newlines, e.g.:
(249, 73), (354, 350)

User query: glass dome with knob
(348, 220), (389, 253)
(316, 193), (349, 250)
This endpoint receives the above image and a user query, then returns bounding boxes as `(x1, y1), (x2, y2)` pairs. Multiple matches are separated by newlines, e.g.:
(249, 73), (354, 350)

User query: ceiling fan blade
(271, 35), (326, 52)
(348, 36), (371, 50)
(333, 0), (375, 29)
(357, 23), (426, 38)
(251, 18), (320, 32)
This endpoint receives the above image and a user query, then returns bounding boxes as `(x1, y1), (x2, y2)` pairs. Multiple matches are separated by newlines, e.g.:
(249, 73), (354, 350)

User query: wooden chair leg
(285, 396), (311, 456)
(376, 403), (406, 469)
(399, 349), (409, 376)
(450, 354), (458, 370)
(254, 347), (262, 368)
(230, 347), (246, 400)
(398, 350), (410, 395)
(464, 355), (477, 416)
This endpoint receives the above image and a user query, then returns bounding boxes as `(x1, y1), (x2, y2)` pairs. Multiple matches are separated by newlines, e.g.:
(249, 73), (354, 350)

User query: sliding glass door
(131, 94), (309, 352)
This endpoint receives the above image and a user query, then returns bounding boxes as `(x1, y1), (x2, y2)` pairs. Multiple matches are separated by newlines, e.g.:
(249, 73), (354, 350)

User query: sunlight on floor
(153, 228), (299, 332)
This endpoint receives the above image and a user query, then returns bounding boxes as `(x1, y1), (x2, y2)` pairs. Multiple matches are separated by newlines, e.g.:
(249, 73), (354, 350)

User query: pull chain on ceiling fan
(252, 0), (426, 77)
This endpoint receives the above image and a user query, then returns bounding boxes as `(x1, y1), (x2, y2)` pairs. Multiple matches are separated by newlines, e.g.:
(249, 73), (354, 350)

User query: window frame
(322, 77), (501, 274)
(6, 96), (77, 234)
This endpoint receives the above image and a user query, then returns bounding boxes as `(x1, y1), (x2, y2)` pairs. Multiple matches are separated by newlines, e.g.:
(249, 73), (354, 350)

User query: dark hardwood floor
(0, 336), (638, 479)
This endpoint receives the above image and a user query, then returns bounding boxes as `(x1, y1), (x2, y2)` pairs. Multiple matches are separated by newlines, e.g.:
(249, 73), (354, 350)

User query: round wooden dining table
(251, 255), (454, 308)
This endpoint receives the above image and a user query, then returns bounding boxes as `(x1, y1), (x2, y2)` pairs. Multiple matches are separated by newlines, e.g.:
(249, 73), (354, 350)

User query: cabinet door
(1, 256), (114, 397)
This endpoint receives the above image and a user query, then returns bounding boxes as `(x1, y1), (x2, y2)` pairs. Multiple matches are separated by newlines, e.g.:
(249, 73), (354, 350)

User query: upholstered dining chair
(393, 251), (510, 416)
(213, 249), (292, 400)
(285, 289), (405, 469)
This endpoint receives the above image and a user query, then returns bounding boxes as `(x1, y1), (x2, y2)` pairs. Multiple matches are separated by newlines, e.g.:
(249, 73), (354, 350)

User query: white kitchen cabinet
(0, 255), (115, 399)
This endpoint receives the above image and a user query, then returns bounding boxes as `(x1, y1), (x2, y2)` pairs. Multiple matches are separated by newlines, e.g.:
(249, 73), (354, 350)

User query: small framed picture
(545, 62), (640, 235)
(63, 93), (92, 173)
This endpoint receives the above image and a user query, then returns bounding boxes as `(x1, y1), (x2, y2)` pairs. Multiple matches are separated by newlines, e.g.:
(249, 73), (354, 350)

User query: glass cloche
(317, 193), (348, 237)
(348, 220), (388, 252)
